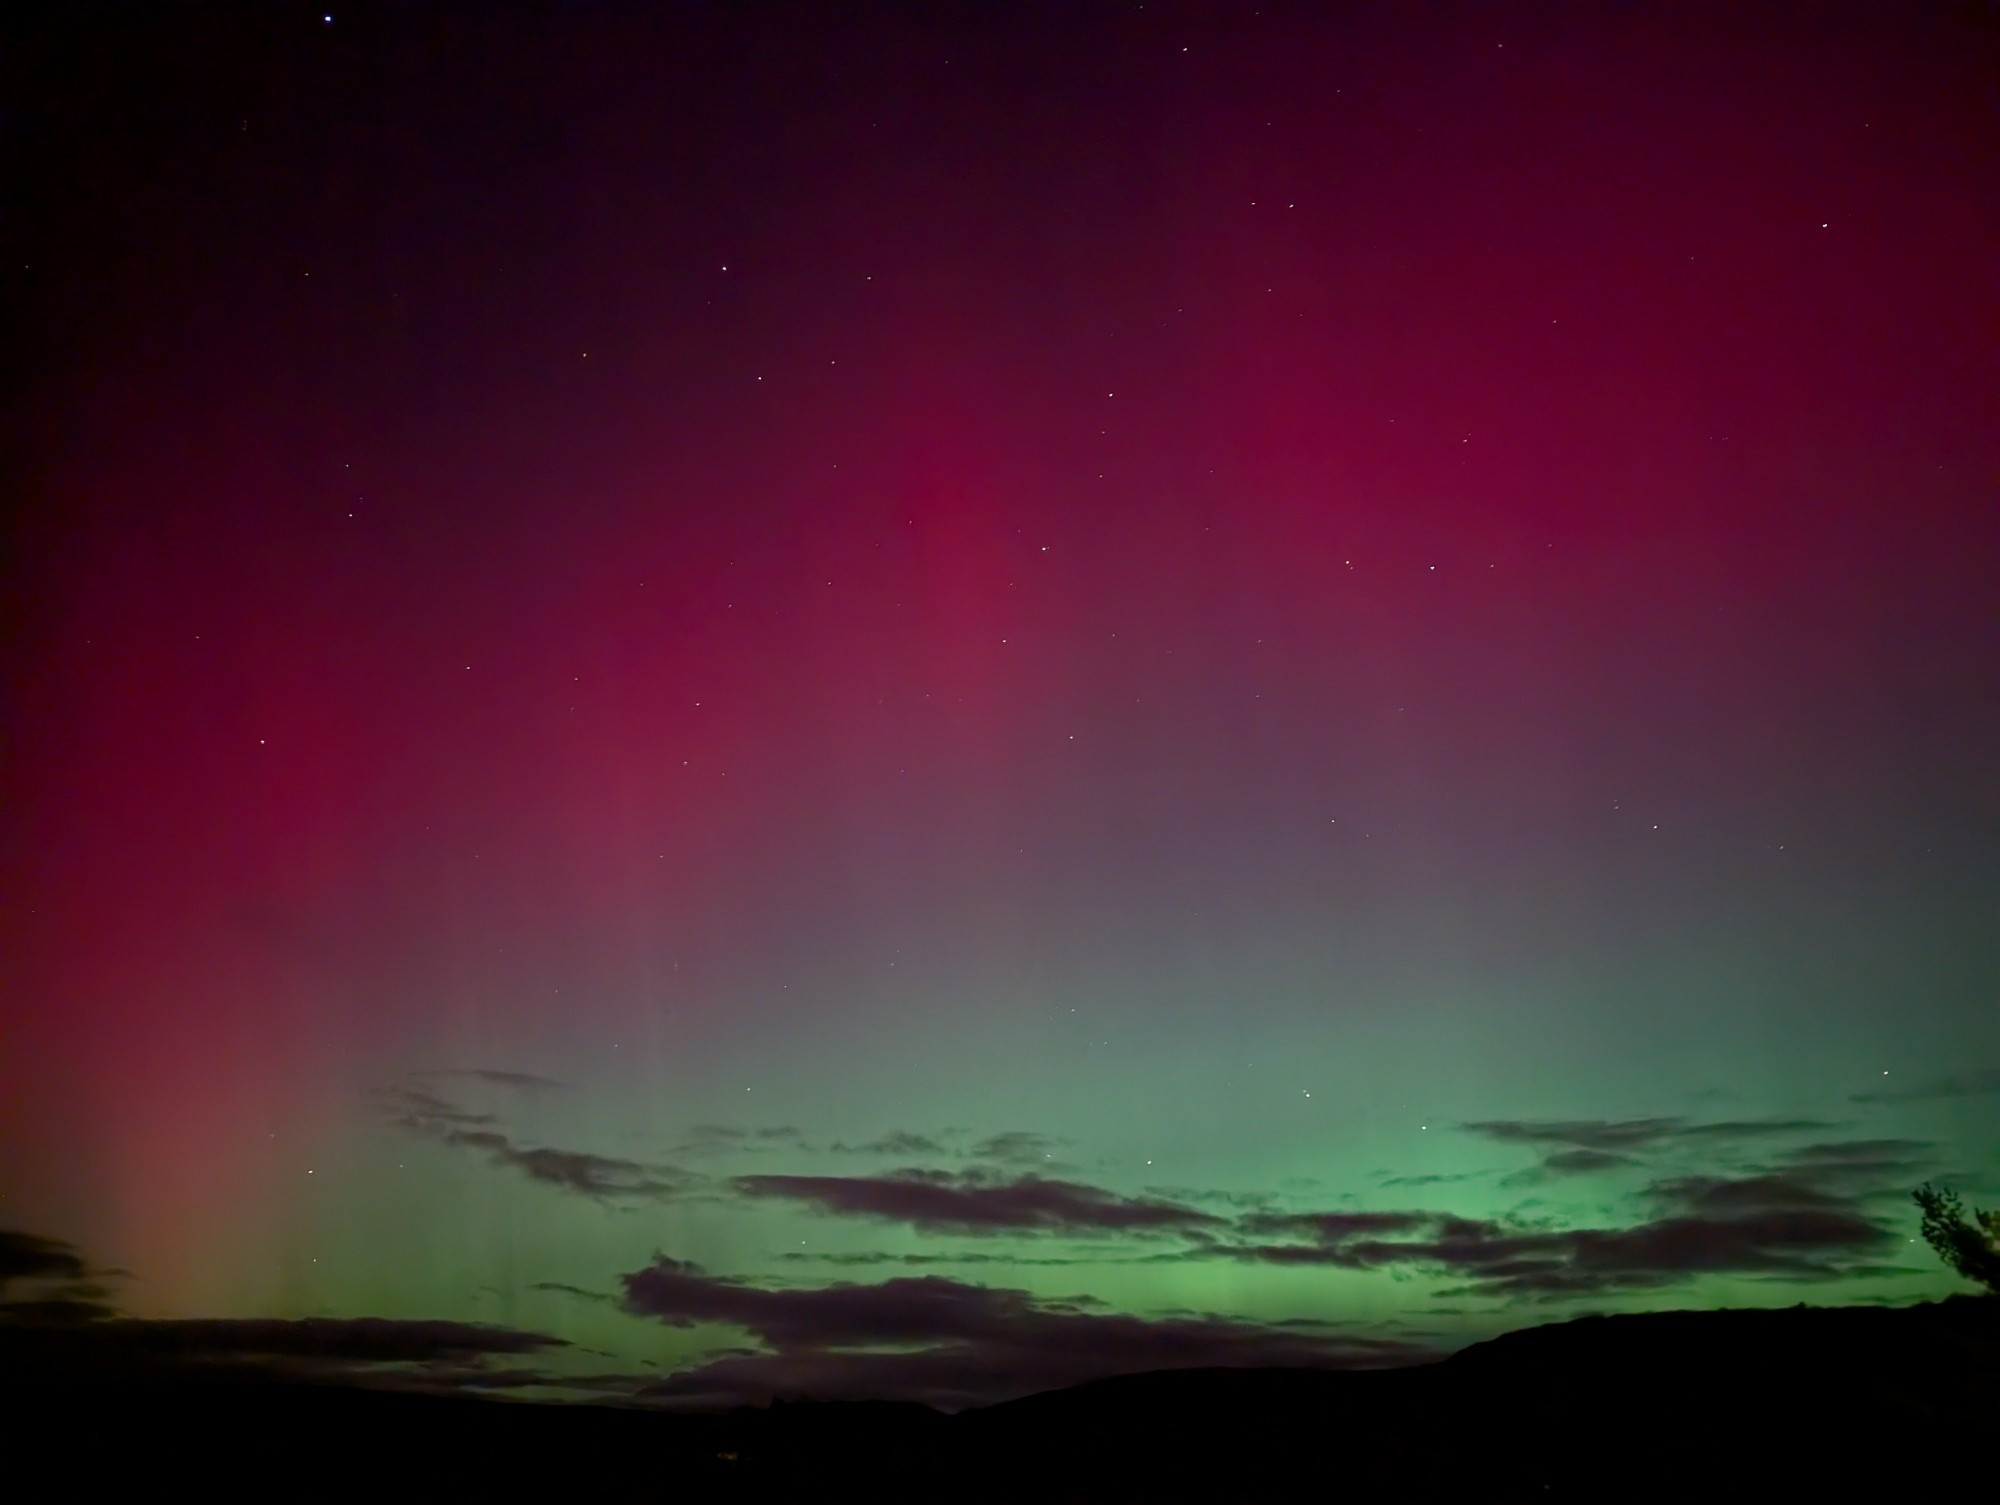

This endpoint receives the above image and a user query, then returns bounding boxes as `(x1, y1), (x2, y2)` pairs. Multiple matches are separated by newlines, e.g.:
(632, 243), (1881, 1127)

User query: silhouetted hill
(960, 1295), (1998, 1498)
(5, 1298), (1993, 1500)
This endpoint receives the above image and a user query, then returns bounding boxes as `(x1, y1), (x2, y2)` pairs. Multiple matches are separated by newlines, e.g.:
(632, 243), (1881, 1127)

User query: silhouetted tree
(1912, 1184), (2000, 1295)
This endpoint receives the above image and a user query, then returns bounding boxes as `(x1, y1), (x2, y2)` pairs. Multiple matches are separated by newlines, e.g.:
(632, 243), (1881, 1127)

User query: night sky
(4, 3), (1996, 1409)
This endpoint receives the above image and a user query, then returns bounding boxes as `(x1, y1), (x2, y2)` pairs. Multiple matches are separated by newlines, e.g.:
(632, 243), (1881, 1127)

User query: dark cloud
(59, 1316), (561, 1363)
(1671, 1119), (1838, 1141)
(527, 1281), (617, 1303)
(443, 1130), (684, 1200)
(1851, 1067), (2000, 1104)
(672, 1124), (811, 1155)
(0, 1306), (568, 1392)
(373, 1083), (495, 1130)
(0, 1295), (120, 1326)
(1464, 1117), (1688, 1152)
(1238, 1210), (1435, 1242)
(778, 1251), (1152, 1268)
(418, 1068), (564, 1092)
(1231, 1172), (1892, 1298)
(0, 1227), (575, 1396)
(1766, 1138), (1939, 1197)
(1463, 1117), (1832, 1154)
(622, 1259), (1429, 1409)
(968, 1131), (1067, 1167)
(379, 1082), (687, 1200)
(1138, 1185), (1281, 1212)
(1644, 1174), (1852, 1216)
(0, 1229), (121, 1323)
(1542, 1148), (1631, 1174)
(0, 1229), (89, 1291)
(733, 1170), (1226, 1236)
(1469, 1116), (1840, 1187)
(829, 1131), (948, 1157)
(1782, 1138), (1934, 1163)
(1497, 1146), (1636, 1187)
(624, 1259), (1092, 1347)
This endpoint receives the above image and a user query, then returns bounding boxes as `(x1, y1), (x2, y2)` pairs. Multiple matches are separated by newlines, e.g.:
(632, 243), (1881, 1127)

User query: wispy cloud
(1767, 1138), (1938, 1196)
(968, 1131), (1069, 1167)
(0, 1312), (572, 1395)
(0, 1230), (90, 1293)
(776, 1251), (1134, 1268)
(377, 1082), (688, 1201)
(527, 1281), (618, 1304)
(1851, 1067), (2000, 1105)
(669, 1124), (812, 1156)
(1466, 1115), (1842, 1187)
(734, 1170), (1226, 1236)
(829, 1131), (949, 1157)
(1230, 1170), (1893, 1299)
(0, 1227), (133, 1327)
(1238, 1210), (1436, 1242)
(415, 1068), (564, 1092)
(621, 1259), (1429, 1409)
(1463, 1117), (1833, 1154)
(1, 1227), (570, 1392)
(57, 1316), (561, 1363)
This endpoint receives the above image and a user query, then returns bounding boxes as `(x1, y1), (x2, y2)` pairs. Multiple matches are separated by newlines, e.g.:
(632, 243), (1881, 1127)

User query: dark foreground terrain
(6, 1298), (1994, 1501)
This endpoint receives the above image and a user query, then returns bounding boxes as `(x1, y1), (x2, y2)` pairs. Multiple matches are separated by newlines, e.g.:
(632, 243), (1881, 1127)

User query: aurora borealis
(3, 3), (1996, 1408)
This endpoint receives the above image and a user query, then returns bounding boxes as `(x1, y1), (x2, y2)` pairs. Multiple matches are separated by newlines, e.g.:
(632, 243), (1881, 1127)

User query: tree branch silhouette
(1912, 1184), (2000, 1295)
